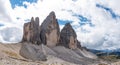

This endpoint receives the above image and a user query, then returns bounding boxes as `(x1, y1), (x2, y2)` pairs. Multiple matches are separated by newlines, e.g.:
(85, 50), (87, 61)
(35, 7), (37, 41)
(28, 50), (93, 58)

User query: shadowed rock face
(22, 17), (41, 45)
(59, 23), (78, 49)
(40, 11), (60, 47)
(77, 40), (81, 49)
(20, 43), (47, 61)
(20, 11), (97, 63)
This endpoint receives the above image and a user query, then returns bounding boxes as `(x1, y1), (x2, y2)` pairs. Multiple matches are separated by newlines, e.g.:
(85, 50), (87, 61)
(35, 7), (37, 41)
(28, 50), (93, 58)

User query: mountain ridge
(20, 11), (98, 64)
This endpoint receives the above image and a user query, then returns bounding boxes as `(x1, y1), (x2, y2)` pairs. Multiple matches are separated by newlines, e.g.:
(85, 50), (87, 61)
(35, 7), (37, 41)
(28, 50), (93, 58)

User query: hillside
(0, 43), (120, 65)
(0, 43), (77, 65)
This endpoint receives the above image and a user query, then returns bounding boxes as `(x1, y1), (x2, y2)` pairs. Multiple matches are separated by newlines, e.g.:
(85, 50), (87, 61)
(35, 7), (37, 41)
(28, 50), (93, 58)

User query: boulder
(22, 17), (41, 45)
(40, 11), (60, 47)
(20, 43), (47, 61)
(59, 23), (78, 49)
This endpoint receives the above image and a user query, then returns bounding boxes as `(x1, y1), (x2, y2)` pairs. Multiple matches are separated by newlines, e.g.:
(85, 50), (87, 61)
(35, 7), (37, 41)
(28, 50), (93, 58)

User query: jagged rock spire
(59, 23), (78, 49)
(22, 12), (81, 48)
(20, 11), (97, 62)
(22, 17), (41, 45)
(40, 11), (60, 47)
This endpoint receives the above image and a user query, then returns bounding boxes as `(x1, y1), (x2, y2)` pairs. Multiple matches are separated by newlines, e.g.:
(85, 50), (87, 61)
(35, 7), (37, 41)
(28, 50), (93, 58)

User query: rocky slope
(0, 43), (77, 65)
(19, 11), (100, 65)
(0, 43), (119, 65)
(0, 11), (118, 65)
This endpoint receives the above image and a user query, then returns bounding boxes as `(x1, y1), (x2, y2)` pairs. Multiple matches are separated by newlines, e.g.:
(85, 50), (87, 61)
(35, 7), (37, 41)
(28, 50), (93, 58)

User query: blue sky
(0, 24), (4, 27)
(10, 0), (38, 9)
(0, 0), (120, 50)
(96, 4), (120, 19)
(9, 0), (120, 27)
(9, 0), (94, 27)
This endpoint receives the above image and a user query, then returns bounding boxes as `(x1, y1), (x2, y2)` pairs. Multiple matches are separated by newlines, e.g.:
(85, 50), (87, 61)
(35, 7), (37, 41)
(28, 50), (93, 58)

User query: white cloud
(0, 27), (22, 43)
(0, 0), (120, 50)
(0, 0), (12, 23)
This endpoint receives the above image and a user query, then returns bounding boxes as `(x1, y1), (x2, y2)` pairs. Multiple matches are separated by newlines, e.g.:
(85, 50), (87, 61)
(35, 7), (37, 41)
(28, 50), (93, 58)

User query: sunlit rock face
(22, 17), (41, 45)
(40, 11), (60, 47)
(20, 11), (97, 63)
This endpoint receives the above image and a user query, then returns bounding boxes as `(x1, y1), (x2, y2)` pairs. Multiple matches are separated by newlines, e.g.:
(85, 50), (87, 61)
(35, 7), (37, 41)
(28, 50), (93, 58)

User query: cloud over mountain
(0, 0), (120, 50)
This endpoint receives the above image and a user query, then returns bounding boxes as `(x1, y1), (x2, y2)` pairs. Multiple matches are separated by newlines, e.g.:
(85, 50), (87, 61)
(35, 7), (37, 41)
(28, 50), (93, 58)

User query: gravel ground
(0, 43), (118, 65)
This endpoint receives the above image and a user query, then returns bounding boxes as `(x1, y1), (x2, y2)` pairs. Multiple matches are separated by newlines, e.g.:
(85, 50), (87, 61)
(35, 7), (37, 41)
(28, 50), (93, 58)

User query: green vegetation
(99, 55), (120, 62)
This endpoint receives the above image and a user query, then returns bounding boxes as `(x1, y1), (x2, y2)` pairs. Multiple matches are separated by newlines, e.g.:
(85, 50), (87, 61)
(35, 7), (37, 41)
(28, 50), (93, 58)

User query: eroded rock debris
(20, 11), (98, 64)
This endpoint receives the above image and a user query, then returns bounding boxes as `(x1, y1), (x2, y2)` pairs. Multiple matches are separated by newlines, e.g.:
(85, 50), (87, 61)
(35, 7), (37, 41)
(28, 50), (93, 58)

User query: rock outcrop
(77, 40), (81, 49)
(40, 11), (60, 47)
(20, 11), (97, 64)
(59, 23), (78, 49)
(22, 17), (41, 45)
(20, 43), (47, 61)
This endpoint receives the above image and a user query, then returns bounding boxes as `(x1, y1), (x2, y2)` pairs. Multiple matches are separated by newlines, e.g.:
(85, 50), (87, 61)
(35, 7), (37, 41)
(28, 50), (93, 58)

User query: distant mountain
(89, 49), (120, 56)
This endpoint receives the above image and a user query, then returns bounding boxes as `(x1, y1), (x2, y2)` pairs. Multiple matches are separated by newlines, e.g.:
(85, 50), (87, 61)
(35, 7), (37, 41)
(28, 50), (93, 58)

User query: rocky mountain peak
(20, 11), (97, 62)
(59, 23), (78, 49)
(35, 17), (39, 22)
(22, 17), (41, 45)
(35, 17), (39, 26)
(40, 11), (60, 47)
(31, 17), (34, 22)
(49, 11), (55, 17)
(63, 23), (77, 37)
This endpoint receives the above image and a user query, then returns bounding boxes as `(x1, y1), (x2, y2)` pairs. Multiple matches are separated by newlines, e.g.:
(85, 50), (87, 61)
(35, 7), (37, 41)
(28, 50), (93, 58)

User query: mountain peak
(20, 11), (97, 63)
(49, 11), (55, 17)
(59, 23), (77, 49)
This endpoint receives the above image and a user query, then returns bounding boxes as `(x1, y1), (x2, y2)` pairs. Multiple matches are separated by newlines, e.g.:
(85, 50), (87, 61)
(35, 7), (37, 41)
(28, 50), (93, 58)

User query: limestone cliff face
(20, 11), (97, 62)
(40, 11), (60, 47)
(59, 23), (78, 49)
(22, 17), (41, 45)
(22, 12), (80, 48)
